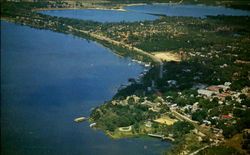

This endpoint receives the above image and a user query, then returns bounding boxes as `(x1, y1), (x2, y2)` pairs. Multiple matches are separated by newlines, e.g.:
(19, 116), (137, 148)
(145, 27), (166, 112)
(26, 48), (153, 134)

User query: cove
(1, 21), (171, 155)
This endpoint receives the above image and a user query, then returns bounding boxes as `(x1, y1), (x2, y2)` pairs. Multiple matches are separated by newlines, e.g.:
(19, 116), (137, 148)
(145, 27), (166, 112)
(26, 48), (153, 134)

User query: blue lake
(126, 4), (250, 18)
(39, 5), (250, 23)
(38, 9), (158, 22)
(1, 21), (171, 155)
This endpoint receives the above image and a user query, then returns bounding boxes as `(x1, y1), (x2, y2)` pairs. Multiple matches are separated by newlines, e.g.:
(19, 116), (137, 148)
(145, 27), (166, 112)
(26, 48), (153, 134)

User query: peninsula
(1, 0), (250, 154)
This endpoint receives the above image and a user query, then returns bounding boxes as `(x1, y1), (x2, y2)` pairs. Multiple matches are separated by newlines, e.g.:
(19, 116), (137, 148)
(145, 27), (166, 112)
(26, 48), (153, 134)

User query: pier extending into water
(148, 134), (175, 141)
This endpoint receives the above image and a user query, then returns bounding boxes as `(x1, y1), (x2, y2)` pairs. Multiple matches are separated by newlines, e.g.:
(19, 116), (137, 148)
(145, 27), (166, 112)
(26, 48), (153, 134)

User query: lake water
(1, 21), (171, 155)
(126, 4), (250, 18)
(39, 4), (250, 23)
(38, 9), (158, 22)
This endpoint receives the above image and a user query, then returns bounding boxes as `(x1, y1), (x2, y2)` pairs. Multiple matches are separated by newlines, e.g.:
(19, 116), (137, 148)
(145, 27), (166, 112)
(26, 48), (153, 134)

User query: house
(191, 102), (199, 113)
(126, 95), (140, 103)
(111, 100), (119, 105)
(133, 95), (140, 103)
(122, 38), (129, 42)
(220, 115), (232, 119)
(217, 85), (230, 91)
(145, 63), (151, 67)
(193, 76), (200, 80)
(120, 100), (128, 106)
(192, 129), (206, 137)
(207, 87), (219, 92)
(211, 116), (219, 120)
(145, 121), (152, 128)
(212, 128), (223, 134)
(203, 120), (211, 125)
(170, 104), (177, 108)
(167, 80), (177, 86)
(156, 96), (164, 102)
(235, 98), (242, 103)
(198, 89), (214, 97)
(219, 93), (231, 97)
(182, 105), (192, 111)
(224, 82), (231, 86)
(182, 69), (191, 72)
(214, 93), (231, 100)
(141, 100), (160, 107)
(243, 129), (250, 134)
(147, 87), (152, 91)
(149, 106), (161, 112)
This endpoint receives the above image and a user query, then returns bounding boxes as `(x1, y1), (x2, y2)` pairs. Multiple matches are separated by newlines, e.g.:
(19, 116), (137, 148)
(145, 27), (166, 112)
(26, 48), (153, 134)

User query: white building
(197, 89), (215, 97)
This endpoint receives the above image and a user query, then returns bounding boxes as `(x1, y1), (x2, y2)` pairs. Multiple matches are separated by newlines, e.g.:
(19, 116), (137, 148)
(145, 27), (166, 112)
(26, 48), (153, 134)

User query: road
(189, 145), (210, 155)
(76, 29), (163, 65)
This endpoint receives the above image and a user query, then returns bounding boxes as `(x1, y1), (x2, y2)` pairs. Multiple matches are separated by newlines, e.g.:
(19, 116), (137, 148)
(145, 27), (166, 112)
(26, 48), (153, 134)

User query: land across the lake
(31, 1), (183, 12)
(1, 0), (250, 155)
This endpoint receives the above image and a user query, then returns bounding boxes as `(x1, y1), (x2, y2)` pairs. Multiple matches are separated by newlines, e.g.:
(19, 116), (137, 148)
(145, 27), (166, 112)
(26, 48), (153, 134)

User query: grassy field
(154, 116), (178, 125)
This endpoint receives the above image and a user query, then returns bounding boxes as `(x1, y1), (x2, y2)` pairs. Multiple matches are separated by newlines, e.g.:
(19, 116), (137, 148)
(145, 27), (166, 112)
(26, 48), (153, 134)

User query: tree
(90, 109), (101, 120)
(192, 110), (207, 122)
(160, 104), (170, 113)
(107, 123), (115, 132)
(233, 109), (244, 117)
(222, 126), (238, 138)
(239, 94), (247, 100)
(133, 123), (139, 132)
(225, 96), (232, 101)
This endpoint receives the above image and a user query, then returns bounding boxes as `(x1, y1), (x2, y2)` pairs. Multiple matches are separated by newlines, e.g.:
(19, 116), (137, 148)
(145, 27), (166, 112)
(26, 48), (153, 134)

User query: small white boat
(90, 123), (96, 128)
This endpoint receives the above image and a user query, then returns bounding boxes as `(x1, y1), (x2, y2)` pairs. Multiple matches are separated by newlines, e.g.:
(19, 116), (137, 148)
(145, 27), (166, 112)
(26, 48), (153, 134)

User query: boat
(74, 117), (87, 123)
(90, 123), (96, 128)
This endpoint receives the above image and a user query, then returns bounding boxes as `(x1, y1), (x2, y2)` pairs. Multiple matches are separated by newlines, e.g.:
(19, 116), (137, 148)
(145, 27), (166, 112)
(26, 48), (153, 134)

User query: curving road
(77, 29), (163, 65)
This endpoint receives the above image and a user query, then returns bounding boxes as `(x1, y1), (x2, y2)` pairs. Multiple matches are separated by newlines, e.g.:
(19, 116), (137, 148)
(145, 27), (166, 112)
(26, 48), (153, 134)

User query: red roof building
(207, 87), (219, 92)
(220, 115), (232, 119)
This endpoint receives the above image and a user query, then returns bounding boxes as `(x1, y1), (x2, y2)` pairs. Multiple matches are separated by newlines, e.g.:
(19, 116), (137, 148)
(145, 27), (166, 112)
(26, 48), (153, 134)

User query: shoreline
(0, 16), (161, 66)
(33, 7), (127, 12)
(32, 1), (184, 13)
(31, 3), (147, 12)
(74, 29), (163, 65)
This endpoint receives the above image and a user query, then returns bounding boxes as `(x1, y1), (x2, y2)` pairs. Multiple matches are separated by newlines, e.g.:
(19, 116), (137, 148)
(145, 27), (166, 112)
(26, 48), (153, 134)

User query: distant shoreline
(33, 7), (126, 12)
(32, 2), (183, 12)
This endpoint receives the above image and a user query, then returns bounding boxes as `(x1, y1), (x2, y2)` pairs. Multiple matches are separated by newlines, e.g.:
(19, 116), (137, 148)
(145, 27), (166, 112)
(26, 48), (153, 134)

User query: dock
(148, 134), (175, 141)
(148, 133), (165, 138)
